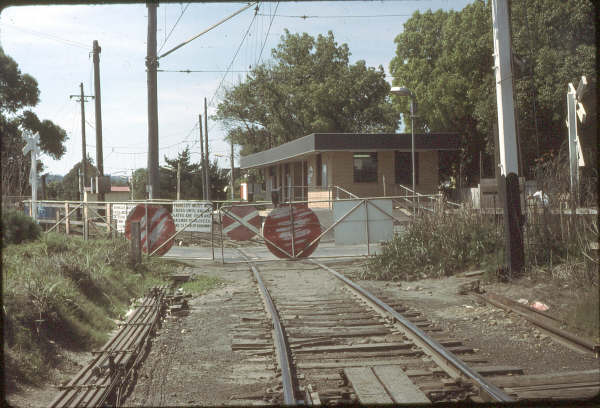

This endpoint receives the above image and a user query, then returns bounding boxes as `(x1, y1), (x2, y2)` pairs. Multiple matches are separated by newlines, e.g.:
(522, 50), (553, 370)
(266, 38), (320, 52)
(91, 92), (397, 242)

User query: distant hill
(45, 174), (63, 183)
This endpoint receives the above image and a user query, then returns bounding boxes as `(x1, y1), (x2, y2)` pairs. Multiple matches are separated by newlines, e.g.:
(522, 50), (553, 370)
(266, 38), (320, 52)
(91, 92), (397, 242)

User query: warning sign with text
(172, 201), (212, 232)
(112, 204), (137, 233)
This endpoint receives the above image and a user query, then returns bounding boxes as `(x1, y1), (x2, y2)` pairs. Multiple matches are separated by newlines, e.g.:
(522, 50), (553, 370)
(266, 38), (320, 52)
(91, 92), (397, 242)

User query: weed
(180, 275), (222, 295)
(363, 208), (503, 280)
(3, 232), (176, 391)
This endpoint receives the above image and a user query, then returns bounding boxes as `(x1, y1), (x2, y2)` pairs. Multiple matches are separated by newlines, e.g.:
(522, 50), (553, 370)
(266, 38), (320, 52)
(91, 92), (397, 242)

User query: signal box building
(240, 132), (461, 202)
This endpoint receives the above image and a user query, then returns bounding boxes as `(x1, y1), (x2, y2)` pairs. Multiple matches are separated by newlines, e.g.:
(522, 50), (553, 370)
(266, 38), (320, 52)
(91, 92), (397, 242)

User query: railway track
(49, 286), (179, 408)
(52, 250), (598, 406)
(232, 251), (518, 404)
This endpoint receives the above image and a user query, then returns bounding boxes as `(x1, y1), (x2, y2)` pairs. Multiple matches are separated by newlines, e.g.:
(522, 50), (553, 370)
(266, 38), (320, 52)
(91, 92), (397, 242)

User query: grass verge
(2, 232), (180, 393)
(179, 275), (223, 295)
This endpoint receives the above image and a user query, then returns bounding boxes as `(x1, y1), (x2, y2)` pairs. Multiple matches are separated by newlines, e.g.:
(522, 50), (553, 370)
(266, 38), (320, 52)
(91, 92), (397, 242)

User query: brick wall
(328, 150), (439, 197)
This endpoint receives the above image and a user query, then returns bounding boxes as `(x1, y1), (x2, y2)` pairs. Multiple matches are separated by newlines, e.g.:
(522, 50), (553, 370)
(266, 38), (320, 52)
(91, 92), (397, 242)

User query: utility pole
(69, 83), (94, 200)
(146, 1), (160, 199)
(566, 76), (587, 207)
(92, 40), (105, 200)
(177, 161), (181, 200)
(491, 0), (524, 277)
(22, 130), (40, 222)
(230, 139), (235, 200)
(199, 114), (205, 200)
(204, 97), (210, 200)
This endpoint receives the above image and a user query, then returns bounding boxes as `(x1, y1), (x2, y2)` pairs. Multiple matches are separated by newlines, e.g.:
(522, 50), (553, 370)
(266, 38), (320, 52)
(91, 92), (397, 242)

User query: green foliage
(2, 209), (41, 245)
(59, 156), (97, 200)
(180, 275), (222, 295)
(131, 147), (229, 200)
(363, 209), (503, 280)
(2, 233), (175, 391)
(1, 47), (68, 196)
(390, 0), (596, 183)
(216, 30), (398, 156)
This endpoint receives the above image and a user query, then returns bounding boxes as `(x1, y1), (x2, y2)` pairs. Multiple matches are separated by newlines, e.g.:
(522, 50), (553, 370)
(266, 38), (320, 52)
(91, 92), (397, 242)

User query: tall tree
(1, 47), (68, 196)
(216, 30), (398, 155)
(389, 0), (596, 183)
(130, 148), (229, 200)
(60, 157), (97, 201)
(161, 147), (202, 199)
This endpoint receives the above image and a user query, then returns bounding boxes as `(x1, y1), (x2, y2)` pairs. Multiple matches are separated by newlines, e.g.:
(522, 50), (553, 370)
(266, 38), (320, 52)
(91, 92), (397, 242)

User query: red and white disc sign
(263, 204), (321, 259)
(125, 204), (176, 256)
(222, 205), (261, 241)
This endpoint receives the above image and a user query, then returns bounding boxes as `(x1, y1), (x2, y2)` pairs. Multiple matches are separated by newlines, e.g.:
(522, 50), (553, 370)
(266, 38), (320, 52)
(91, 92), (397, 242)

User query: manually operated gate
(27, 194), (442, 262)
(214, 195), (415, 263)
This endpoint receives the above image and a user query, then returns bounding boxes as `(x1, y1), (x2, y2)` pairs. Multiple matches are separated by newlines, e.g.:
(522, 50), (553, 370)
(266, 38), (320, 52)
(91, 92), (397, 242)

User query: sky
(0, 0), (472, 178)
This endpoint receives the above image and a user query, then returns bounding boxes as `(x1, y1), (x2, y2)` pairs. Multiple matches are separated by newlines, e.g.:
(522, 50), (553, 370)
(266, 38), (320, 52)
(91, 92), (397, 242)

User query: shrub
(2, 210), (41, 246)
(363, 208), (503, 281)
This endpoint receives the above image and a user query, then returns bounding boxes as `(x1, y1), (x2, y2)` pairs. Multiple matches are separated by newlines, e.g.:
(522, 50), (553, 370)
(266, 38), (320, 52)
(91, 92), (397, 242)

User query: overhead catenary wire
(158, 3), (191, 54)
(0, 23), (89, 49)
(158, 2), (258, 60)
(256, 12), (411, 19)
(208, 5), (260, 108)
(257, 1), (279, 64)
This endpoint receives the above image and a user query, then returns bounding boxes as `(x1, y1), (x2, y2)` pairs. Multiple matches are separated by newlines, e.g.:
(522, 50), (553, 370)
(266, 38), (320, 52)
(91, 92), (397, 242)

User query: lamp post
(390, 86), (417, 210)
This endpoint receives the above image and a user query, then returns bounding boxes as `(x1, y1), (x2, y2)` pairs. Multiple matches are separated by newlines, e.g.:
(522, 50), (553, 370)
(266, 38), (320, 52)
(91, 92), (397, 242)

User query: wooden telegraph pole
(566, 76), (587, 207)
(92, 40), (105, 201)
(146, 1), (160, 199)
(70, 83), (94, 200)
(204, 97), (210, 200)
(230, 138), (235, 200)
(491, 0), (524, 276)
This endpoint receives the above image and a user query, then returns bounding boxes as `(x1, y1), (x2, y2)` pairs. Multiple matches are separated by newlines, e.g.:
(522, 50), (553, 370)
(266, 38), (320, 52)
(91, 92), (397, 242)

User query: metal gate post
(289, 201), (296, 258)
(211, 210), (215, 260)
(364, 200), (370, 256)
(145, 203), (149, 256)
(219, 209), (225, 264)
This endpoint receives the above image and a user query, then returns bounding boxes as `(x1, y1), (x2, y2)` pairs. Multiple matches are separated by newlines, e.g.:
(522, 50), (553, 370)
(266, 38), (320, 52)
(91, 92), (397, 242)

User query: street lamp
(390, 86), (417, 211)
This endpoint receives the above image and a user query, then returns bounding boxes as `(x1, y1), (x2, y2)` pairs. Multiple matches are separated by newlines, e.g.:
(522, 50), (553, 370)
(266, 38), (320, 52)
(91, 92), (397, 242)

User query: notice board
(112, 203), (137, 233)
(172, 201), (212, 233)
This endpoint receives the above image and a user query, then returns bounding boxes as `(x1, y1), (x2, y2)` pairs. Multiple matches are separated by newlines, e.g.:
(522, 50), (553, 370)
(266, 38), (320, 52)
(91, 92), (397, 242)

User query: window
(395, 151), (419, 185)
(353, 152), (378, 182)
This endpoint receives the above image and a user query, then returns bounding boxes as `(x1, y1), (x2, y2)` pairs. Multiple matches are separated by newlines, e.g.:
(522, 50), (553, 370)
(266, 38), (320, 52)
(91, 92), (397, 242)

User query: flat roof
(240, 132), (461, 169)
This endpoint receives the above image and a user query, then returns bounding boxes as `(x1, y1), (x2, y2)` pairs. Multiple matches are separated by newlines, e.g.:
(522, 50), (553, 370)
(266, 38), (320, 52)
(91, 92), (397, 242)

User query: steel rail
(309, 259), (516, 403)
(49, 287), (166, 408)
(238, 249), (297, 405)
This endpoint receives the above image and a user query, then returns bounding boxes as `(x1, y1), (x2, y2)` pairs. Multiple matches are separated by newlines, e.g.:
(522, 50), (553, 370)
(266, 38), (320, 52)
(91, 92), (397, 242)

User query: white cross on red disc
(263, 204), (321, 259)
(222, 205), (261, 241)
(125, 204), (176, 256)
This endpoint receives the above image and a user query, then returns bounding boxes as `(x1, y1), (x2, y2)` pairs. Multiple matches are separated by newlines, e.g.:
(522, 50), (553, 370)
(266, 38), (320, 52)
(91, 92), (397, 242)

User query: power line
(158, 2), (258, 60)
(158, 69), (251, 73)
(158, 3), (191, 54)
(256, 12), (411, 19)
(209, 4), (260, 108)
(0, 23), (89, 49)
(257, 1), (279, 64)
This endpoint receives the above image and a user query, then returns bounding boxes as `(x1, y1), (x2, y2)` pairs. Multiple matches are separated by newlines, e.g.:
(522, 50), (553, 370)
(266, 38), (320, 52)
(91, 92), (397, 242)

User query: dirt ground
(7, 250), (599, 407)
